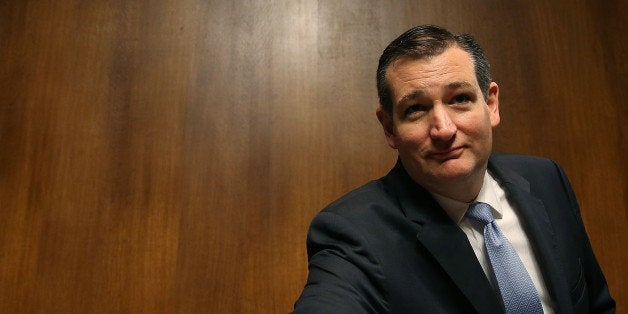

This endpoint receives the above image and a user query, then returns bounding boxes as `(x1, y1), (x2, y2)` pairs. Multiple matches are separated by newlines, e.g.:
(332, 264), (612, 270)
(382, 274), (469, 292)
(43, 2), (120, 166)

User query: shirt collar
(431, 171), (503, 224)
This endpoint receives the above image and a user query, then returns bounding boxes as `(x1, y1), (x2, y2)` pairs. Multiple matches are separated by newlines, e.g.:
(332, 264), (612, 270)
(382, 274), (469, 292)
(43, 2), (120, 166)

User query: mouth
(428, 146), (464, 161)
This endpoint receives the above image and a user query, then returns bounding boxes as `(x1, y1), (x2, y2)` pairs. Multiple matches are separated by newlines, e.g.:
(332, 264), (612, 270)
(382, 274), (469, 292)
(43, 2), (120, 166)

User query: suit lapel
(489, 159), (573, 313)
(385, 162), (503, 314)
(415, 217), (504, 314)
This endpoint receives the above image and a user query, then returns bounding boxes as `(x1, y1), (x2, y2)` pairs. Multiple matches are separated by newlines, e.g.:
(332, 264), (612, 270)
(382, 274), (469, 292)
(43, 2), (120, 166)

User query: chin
(428, 160), (478, 181)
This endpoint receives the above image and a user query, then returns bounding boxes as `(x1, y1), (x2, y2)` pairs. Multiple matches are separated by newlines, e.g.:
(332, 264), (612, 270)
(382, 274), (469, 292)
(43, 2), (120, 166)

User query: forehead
(386, 47), (478, 102)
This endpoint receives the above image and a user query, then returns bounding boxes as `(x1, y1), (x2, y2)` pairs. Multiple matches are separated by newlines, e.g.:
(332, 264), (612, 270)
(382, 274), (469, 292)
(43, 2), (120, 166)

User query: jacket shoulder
(320, 179), (395, 217)
(490, 153), (563, 177)
(490, 153), (557, 167)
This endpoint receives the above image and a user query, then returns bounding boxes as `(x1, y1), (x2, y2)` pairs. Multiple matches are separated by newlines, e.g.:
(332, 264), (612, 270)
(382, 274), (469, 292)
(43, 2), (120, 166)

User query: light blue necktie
(466, 202), (544, 314)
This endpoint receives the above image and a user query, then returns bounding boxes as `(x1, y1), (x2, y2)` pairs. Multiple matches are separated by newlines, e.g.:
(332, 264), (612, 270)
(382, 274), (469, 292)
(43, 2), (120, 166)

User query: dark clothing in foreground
(294, 154), (615, 314)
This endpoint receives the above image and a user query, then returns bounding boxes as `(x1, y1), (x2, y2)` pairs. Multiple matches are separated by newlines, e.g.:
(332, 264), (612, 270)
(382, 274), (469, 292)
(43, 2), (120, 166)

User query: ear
(376, 107), (398, 149)
(486, 82), (500, 128)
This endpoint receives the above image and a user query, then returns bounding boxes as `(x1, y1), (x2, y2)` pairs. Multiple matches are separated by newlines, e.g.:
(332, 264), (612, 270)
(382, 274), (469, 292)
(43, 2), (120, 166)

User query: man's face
(377, 46), (500, 198)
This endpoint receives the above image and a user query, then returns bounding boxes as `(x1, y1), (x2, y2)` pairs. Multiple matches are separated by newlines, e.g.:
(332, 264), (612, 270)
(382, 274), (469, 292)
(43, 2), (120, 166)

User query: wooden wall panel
(0, 0), (624, 313)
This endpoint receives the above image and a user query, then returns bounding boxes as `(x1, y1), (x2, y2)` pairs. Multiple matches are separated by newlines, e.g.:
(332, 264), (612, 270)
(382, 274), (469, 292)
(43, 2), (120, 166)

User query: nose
(429, 105), (456, 141)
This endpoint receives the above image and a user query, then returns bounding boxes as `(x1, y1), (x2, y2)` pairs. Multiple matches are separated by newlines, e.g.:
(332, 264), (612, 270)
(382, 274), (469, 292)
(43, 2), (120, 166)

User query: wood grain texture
(0, 0), (624, 313)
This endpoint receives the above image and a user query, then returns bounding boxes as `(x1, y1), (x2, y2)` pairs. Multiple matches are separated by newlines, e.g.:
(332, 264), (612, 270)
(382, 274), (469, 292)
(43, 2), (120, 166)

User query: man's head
(376, 25), (500, 202)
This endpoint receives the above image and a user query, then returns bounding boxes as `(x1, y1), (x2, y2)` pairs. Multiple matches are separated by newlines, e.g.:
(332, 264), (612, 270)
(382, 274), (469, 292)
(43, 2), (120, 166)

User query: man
(294, 25), (615, 313)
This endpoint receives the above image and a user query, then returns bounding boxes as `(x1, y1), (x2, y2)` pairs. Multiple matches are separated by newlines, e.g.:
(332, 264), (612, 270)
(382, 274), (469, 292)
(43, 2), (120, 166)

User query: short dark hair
(376, 25), (491, 113)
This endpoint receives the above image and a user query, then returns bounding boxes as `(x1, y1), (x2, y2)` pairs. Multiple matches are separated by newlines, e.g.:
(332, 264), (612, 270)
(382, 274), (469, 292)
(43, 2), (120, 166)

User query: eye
(452, 94), (471, 104)
(404, 104), (428, 117)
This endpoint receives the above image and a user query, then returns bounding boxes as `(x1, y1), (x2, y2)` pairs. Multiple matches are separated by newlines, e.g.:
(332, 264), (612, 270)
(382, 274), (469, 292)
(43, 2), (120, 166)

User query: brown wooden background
(1, 1), (625, 313)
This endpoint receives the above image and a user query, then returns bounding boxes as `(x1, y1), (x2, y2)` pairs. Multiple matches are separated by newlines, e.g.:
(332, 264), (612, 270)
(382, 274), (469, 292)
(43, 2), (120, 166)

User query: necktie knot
(466, 202), (494, 225)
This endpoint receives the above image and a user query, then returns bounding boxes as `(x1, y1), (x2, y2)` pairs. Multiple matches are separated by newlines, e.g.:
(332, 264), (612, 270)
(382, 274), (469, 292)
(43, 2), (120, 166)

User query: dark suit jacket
(294, 154), (615, 313)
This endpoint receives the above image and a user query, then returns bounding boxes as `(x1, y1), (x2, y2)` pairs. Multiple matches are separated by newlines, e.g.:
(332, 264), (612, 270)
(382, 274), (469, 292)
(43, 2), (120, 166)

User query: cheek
(396, 125), (429, 147)
(457, 112), (492, 138)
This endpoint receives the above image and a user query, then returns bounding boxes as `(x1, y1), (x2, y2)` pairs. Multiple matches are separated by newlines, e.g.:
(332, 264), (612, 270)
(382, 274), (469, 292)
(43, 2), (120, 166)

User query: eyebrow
(445, 81), (475, 90)
(397, 81), (476, 105)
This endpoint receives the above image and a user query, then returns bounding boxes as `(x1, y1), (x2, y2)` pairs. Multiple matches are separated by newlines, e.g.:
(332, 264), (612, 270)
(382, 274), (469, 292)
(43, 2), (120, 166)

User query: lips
(429, 146), (464, 161)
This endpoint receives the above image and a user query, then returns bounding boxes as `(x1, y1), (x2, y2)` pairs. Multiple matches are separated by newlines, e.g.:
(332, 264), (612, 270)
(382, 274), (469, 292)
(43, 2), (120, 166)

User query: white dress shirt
(431, 171), (555, 313)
